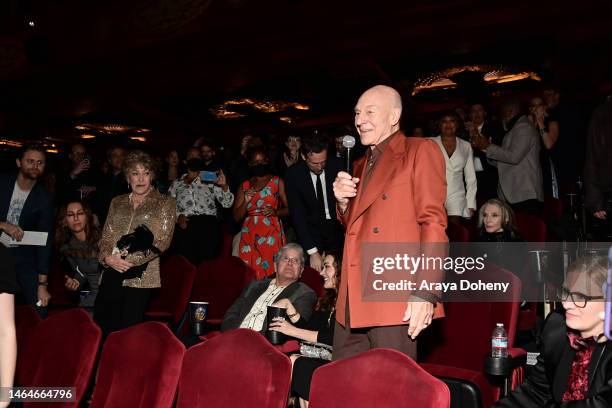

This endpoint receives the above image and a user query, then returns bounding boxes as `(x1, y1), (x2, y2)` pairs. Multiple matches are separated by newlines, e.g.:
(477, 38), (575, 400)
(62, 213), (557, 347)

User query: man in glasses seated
(495, 255), (611, 407)
(221, 243), (317, 332)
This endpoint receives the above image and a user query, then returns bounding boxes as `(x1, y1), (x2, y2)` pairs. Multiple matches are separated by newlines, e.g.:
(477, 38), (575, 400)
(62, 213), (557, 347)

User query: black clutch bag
(110, 225), (161, 280)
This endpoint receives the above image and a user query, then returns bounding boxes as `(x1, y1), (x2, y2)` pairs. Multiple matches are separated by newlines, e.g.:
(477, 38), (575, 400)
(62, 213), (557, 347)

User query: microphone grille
(342, 135), (356, 148)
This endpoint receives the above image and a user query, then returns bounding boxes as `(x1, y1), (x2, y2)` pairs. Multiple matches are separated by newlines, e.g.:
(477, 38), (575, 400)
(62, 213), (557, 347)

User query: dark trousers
(173, 214), (221, 266)
(319, 219), (344, 253)
(332, 301), (417, 360)
(14, 266), (47, 318)
(332, 321), (417, 360)
(510, 199), (544, 217)
(94, 269), (152, 339)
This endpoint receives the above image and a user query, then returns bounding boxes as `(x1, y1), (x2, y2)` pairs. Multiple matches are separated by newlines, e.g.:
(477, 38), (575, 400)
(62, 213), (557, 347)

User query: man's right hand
(177, 214), (189, 229)
(333, 171), (359, 213)
(309, 252), (323, 272)
(0, 221), (24, 241)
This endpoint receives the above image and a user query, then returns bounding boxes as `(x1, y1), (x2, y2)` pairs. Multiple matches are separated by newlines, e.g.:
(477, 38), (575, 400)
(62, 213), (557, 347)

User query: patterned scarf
(562, 331), (596, 401)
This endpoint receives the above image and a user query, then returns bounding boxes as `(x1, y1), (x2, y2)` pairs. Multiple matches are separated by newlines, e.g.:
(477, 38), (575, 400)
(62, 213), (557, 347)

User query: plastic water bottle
(492, 323), (508, 358)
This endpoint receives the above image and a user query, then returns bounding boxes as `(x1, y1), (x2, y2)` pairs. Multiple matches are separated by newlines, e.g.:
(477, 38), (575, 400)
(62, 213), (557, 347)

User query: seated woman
(474, 198), (526, 279)
(494, 256), (611, 407)
(55, 200), (101, 308)
(269, 251), (340, 408)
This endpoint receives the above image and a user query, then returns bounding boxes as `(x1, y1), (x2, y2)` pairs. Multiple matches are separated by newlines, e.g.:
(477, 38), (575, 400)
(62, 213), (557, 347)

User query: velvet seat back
(90, 322), (185, 408)
(310, 348), (450, 408)
(177, 329), (291, 408)
(146, 254), (197, 324)
(19, 308), (101, 408)
(193, 256), (256, 322)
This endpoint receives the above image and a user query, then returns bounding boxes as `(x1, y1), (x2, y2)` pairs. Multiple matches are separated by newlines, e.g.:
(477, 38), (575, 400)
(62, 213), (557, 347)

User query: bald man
(332, 85), (448, 359)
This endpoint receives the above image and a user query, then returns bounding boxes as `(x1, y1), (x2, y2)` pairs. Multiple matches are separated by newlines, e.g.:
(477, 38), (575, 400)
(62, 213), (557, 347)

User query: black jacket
(495, 311), (612, 407)
(284, 158), (342, 252)
(221, 277), (317, 332)
(0, 173), (54, 276)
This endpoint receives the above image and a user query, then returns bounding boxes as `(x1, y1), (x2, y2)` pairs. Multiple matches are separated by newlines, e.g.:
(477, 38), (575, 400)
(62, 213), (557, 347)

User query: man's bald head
(354, 85), (403, 147)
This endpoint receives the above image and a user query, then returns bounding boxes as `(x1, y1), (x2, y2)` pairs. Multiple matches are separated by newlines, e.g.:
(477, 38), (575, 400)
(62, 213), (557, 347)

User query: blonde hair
(566, 256), (608, 295)
(478, 199), (517, 231)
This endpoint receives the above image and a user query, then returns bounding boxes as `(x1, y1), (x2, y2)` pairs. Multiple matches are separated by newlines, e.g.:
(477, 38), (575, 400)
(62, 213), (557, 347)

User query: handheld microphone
(342, 135), (356, 174)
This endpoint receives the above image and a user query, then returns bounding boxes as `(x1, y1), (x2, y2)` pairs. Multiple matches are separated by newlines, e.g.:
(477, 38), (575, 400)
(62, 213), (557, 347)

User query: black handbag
(108, 224), (161, 280)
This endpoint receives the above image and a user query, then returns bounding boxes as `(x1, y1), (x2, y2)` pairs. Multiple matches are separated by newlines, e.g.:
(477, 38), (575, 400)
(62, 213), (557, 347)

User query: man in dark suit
(467, 103), (504, 200)
(0, 144), (54, 316)
(221, 243), (316, 332)
(285, 132), (344, 272)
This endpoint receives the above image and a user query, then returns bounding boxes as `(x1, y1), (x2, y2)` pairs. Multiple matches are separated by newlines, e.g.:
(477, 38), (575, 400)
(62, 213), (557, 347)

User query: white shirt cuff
(306, 247), (319, 255)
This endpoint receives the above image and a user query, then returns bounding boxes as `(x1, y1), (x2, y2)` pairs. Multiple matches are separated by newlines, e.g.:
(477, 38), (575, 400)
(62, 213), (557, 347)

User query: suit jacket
(495, 311), (612, 408)
(285, 158), (343, 252)
(221, 277), (317, 332)
(0, 173), (54, 276)
(486, 115), (544, 204)
(335, 132), (448, 329)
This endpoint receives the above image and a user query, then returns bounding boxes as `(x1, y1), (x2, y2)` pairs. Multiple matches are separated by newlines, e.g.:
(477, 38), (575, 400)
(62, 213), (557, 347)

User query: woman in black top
(270, 251), (340, 407)
(0, 244), (17, 406)
(55, 200), (101, 308)
(494, 256), (611, 407)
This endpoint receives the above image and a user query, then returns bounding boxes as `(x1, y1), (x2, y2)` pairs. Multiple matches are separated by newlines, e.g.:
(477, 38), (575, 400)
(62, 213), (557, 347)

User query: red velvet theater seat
(14, 305), (41, 385)
(301, 265), (325, 297)
(192, 256), (256, 325)
(177, 329), (291, 408)
(90, 322), (185, 408)
(310, 348), (450, 408)
(418, 263), (524, 408)
(145, 254), (197, 327)
(17, 308), (101, 408)
(446, 222), (470, 243)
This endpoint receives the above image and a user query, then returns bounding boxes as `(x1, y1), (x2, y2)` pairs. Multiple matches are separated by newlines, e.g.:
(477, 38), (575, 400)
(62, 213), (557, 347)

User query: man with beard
(0, 144), (54, 316)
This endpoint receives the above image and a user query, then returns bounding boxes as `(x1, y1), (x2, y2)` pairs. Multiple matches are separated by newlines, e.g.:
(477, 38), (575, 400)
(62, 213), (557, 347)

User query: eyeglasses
(556, 286), (604, 308)
(279, 256), (301, 266)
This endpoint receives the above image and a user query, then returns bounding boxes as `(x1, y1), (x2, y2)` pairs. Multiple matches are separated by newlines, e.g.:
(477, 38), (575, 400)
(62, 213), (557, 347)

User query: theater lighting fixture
(412, 65), (541, 96)
(129, 136), (146, 142)
(74, 123), (151, 134)
(0, 139), (23, 148)
(211, 98), (310, 119)
(279, 116), (293, 124)
(81, 134), (96, 139)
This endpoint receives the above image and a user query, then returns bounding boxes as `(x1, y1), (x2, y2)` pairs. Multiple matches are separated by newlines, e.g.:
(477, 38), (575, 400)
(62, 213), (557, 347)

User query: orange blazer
(336, 132), (448, 328)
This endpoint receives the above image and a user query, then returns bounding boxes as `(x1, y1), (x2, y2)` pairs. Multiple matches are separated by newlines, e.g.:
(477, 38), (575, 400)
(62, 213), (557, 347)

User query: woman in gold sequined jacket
(94, 150), (176, 336)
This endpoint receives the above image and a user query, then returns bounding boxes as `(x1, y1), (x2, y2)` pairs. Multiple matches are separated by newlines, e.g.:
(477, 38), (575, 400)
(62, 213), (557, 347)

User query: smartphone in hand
(200, 170), (218, 183)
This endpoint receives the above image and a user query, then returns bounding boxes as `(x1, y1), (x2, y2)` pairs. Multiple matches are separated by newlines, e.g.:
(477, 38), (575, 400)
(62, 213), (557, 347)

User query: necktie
(316, 173), (326, 220)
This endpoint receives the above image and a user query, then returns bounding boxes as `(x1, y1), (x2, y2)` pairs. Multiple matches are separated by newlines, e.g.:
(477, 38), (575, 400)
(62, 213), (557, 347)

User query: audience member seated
(221, 243), (316, 332)
(95, 150), (176, 338)
(55, 201), (101, 309)
(169, 158), (233, 265)
(233, 146), (288, 279)
(474, 199), (525, 277)
(494, 256), (611, 407)
(269, 251), (340, 408)
(198, 138), (224, 172)
(429, 111), (477, 223)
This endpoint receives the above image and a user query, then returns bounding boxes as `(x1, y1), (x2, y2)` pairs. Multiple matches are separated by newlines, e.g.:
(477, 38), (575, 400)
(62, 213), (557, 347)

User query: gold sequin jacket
(98, 189), (176, 288)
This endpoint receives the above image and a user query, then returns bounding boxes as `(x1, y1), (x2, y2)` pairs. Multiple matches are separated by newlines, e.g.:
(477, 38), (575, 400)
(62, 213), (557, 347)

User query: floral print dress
(238, 176), (285, 279)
